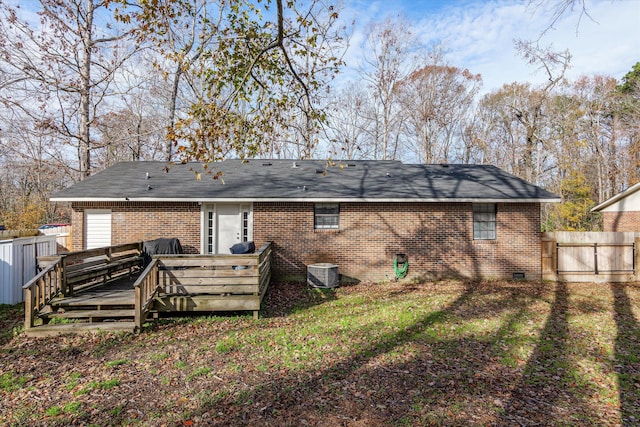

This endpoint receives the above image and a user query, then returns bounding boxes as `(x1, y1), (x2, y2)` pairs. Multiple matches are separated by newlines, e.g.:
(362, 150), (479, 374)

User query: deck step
(24, 321), (137, 337)
(42, 309), (135, 321)
(50, 297), (135, 308)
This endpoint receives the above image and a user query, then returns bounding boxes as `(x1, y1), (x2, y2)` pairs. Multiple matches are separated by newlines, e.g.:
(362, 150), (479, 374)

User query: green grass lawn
(0, 280), (638, 426)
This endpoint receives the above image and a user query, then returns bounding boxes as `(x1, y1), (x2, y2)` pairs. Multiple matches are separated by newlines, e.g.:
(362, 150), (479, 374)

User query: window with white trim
(314, 203), (340, 229)
(473, 203), (496, 240)
(207, 211), (214, 253)
(242, 206), (250, 242)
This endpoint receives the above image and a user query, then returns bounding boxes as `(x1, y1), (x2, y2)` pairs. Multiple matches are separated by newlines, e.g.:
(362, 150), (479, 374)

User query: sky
(339, 0), (640, 93)
(9, 0), (639, 94)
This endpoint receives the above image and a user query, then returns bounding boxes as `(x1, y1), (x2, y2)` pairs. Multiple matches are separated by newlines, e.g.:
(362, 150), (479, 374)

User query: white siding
(85, 210), (112, 249)
(601, 190), (640, 212)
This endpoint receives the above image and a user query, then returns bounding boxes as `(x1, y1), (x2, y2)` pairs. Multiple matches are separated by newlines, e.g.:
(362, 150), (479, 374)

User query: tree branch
(224, 0), (310, 108)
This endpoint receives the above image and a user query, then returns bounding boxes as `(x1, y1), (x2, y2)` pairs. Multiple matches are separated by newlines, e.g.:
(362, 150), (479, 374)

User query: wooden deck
(23, 242), (272, 337)
(51, 277), (137, 307)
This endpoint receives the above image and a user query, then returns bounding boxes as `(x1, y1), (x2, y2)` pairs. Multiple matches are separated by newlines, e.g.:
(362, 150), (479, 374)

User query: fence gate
(542, 232), (640, 283)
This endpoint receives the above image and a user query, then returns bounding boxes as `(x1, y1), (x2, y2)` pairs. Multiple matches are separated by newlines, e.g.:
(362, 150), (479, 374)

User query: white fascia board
(591, 181), (640, 212)
(51, 197), (562, 203)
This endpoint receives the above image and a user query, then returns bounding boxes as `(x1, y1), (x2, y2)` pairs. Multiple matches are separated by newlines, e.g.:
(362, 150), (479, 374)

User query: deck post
(134, 284), (141, 331)
(635, 238), (640, 281)
(24, 286), (34, 330)
(61, 254), (72, 296)
(57, 262), (63, 296)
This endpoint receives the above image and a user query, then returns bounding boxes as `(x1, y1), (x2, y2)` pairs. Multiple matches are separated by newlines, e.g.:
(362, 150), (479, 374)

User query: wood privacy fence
(38, 225), (72, 251)
(542, 232), (640, 282)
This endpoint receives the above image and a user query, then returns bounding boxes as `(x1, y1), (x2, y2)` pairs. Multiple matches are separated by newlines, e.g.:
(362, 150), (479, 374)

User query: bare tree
(115, 0), (226, 161)
(571, 75), (623, 201)
(0, 0), (138, 179)
(511, 41), (570, 183)
(272, 0), (347, 159)
(92, 55), (171, 167)
(359, 17), (416, 160)
(324, 82), (374, 160)
(396, 61), (482, 164)
(0, 114), (71, 227)
(527, 0), (594, 37)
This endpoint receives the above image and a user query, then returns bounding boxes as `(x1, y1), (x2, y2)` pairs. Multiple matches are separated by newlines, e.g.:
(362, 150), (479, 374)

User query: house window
(207, 211), (214, 253)
(315, 203), (340, 229)
(242, 208), (250, 242)
(473, 203), (496, 240)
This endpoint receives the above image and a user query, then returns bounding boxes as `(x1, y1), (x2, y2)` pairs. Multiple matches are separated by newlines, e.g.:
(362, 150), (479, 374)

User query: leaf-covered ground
(1, 280), (639, 426)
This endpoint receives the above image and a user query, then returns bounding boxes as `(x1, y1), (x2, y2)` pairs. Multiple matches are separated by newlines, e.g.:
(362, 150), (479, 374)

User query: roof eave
(591, 181), (640, 212)
(50, 197), (562, 203)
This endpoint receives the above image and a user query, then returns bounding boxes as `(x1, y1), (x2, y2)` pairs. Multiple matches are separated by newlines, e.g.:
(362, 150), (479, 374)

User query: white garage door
(85, 209), (112, 249)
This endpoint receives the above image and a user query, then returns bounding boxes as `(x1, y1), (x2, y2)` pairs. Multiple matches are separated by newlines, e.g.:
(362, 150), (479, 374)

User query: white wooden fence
(542, 232), (640, 283)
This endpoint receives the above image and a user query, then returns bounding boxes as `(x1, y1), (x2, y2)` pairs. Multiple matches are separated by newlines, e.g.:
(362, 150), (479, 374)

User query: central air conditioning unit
(307, 263), (339, 288)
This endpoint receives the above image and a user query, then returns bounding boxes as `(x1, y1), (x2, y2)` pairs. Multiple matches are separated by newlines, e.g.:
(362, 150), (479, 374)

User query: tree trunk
(78, 0), (94, 179)
(166, 61), (184, 162)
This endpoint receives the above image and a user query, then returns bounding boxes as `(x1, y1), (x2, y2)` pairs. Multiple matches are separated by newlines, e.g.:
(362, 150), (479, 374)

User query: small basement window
(315, 203), (340, 229)
(473, 203), (496, 240)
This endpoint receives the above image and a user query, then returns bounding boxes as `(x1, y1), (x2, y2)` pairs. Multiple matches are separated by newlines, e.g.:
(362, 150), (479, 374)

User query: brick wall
(253, 202), (542, 281)
(70, 201), (542, 281)
(603, 211), (640, 232)
(71, 202), (200, 253)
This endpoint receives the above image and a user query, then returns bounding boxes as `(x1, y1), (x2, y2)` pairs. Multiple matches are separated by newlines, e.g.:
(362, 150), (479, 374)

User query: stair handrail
(23, 257), (64, 330)
(133, 258), (160, 331)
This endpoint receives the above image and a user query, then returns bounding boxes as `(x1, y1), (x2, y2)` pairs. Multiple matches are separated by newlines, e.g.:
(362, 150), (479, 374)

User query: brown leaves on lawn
(0, 280), (638, 426)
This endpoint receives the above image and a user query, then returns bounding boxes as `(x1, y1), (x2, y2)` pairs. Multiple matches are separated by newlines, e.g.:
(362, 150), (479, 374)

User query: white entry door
(217, 204), (242, 253)
(85, 209), (112, 249)
(202, 204), (252, 254)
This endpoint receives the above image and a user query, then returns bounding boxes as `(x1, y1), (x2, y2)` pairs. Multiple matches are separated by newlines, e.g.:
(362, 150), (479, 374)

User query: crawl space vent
(307, 263), (339, 288)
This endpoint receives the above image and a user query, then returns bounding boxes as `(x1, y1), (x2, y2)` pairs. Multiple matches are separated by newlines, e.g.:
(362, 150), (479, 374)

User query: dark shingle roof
(50, 160), (560, 202)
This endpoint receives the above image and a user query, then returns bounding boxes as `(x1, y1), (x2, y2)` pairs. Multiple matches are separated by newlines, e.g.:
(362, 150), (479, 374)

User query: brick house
(591, 182), (640, 232)
(51, 160), (559, 282)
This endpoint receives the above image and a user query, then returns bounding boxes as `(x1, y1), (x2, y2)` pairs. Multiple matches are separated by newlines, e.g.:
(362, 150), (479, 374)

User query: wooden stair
(25, 289), (138, 337)
(25, 321), (137, 337)
(44, 308), (135, 321)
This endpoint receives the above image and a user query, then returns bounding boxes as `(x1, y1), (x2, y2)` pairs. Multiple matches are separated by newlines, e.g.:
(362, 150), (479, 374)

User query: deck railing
(133, 258), (160, 330)
(60, 243), (143, 295)
(23, 257), (64, 330)
(133, 242), (272, 329)
(24, 243), (144, 331)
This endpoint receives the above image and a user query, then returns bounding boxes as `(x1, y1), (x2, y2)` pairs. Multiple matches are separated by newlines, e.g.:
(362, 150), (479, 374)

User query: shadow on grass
(179, 281), (606, 426)
(611, 283), (640, 426)
(500, 281), (604, 426)
(58, 281), (619, 426)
